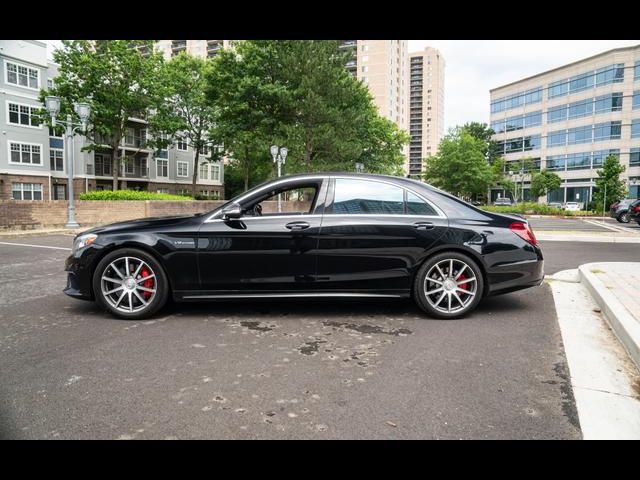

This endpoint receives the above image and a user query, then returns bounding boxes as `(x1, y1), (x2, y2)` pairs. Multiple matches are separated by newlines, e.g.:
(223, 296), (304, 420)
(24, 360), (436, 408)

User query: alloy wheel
(423, 258), (477, 314)
(100, 256), (157, 314)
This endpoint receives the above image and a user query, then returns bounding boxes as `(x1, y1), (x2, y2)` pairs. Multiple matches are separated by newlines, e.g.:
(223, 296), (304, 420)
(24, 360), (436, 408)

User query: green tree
(148, 53), (221, 196)
(423, 128), (494, 199)
(41, 40), (164, 190)
(530, 170), (562, 199)
(592, 155), (627, 212)
(461, 121), (500, 163)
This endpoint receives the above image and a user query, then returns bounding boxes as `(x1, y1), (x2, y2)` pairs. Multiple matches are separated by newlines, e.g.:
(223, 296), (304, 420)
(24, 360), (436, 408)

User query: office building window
(632, 119), (640, 139)
(491, 87), (542, 113)
(634, 91), (640, 110)
(9, 142), (41, 165)
(50, 149), (64, 171)
(594, 121), (621, 141)
(5, 61), (39, 89)
(630, 148), (640, 166)
(548, 64), (624, 99)
(636, 62), (640, 80)
(547, 130), (566, 147)
(8, 102), (40, 127)
(12, 183), (42, 200)
(177, 161), (189, 177)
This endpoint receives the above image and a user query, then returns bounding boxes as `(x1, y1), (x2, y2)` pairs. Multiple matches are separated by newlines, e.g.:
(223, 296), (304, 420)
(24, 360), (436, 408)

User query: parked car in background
(609, 198), (638, 223)
(493, 197), (513, 206)
(563, 202), (581, 212)
(548, 202), (563, 209)
(627, 199), (640, 225)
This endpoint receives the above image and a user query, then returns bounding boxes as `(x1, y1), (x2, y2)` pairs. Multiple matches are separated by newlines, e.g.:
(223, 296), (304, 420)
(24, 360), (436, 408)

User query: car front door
(315, 177), (448, 293)
(196, 179), (327, 294)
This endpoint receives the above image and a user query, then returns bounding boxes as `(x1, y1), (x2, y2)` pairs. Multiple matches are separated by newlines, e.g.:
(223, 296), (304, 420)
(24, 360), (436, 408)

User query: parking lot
(0, 231), (637, 439)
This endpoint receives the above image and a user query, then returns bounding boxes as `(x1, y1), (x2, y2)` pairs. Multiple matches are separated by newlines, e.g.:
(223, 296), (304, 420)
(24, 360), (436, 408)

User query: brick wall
(0, 200), (308, 231)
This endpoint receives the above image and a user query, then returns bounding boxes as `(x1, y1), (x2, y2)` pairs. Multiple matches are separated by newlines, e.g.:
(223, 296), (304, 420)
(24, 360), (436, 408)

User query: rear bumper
(486, 249), (544, 297)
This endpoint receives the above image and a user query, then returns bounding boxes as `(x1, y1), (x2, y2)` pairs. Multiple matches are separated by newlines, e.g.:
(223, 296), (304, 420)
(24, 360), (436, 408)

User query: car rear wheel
(413, 252), (484, 319)
(617, 212), (630, 223)
(93, 248), (169, 320)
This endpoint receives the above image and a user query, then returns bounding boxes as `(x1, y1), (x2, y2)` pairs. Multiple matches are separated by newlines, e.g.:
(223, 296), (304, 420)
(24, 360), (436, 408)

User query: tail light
(634, 206), (640, 212)
(509, 221), (538, 246)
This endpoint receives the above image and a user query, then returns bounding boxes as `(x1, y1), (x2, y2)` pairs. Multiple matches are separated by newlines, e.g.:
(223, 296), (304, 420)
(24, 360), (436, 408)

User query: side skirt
(173, 291), (410, 302)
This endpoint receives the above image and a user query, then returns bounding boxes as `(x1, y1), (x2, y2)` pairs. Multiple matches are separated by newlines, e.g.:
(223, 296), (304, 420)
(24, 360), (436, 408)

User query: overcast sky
(44, 40), (640, 131)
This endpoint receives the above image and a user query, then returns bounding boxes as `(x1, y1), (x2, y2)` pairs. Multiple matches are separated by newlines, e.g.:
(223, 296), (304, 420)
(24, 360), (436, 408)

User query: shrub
(480, 202), (595, 216)
(79, 190), (192, 201)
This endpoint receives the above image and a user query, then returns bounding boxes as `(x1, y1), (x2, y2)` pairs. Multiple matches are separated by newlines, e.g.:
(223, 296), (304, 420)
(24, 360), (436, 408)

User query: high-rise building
(489, 44), (640, 205)
(407, 47), (445, 177)
(0, 40), (224, 200)
(340, 40), (408, 133)
(155, 40), (237, 60)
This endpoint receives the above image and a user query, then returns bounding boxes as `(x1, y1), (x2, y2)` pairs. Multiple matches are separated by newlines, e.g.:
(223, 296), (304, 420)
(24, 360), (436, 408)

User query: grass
(79, 190), (192, 201)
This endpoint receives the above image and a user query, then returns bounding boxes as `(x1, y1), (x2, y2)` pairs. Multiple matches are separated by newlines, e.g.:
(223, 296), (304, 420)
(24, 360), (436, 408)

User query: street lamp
(45, 96), (91, 229)
(270, 145), (288, 213)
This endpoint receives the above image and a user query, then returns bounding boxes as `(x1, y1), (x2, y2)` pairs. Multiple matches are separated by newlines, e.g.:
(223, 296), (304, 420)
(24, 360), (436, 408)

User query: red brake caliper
(140, 267), (154, 300)
(457, 273), (468, 291)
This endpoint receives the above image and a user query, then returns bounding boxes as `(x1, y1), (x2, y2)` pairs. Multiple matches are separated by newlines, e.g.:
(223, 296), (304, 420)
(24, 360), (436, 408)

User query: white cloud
(408, 40), (640, 131)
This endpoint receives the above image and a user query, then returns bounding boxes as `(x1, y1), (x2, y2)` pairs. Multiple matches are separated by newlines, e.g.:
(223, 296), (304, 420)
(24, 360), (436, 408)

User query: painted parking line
(0, 241), (71, 251)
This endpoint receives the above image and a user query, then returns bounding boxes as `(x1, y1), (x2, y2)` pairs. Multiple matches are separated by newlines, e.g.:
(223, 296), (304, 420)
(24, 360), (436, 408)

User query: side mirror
(222, 203), (242, 220)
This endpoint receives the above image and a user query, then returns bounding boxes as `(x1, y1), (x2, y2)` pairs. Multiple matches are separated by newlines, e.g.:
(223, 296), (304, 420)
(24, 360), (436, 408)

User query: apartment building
(490, 44), (640, 205)
(0, 40), (224, 201)
(155, 40), (237, 60)
(407, 47), (445, 177)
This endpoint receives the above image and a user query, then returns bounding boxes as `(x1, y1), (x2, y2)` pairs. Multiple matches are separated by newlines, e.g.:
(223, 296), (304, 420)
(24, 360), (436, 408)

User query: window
(177, 161), (189, 177)
(156, 159), (168, 177)
(362, 66), (368, 73)
(94, 154), (112, 176)
(12, 183), (42, 200)
(546, 155), (566, 171)
(594, 121), (621, 141)
(157, 188), (169, 194)
(9, 142), (41, 165)
(634, 91), (640, 110)
(8, 102), (40, 127)
(636, 62), (640, 80)
(630, 148), (640, 167)
(177, 138), (188, 151)
(406, 191), (437, 216)
(212, 164), (221, 181)
(332, 179), (404, 215)
(568, 125), (592, 145)
(547, 105), (566, 123)
(199, 162), (209, 180)
(632, 119), (640, 139)
(50, 149), (64, 171)
(5, 61), (39, 89)
(547, 130), (566, 147)
(200, 190), (210, 197)
(247, 185), (318, 216)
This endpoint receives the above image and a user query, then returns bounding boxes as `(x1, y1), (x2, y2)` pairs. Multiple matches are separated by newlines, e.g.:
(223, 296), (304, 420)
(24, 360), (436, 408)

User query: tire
(413, 252), (484, 320)
(617, 212), (630, 223)
(93, 248), (169, 320)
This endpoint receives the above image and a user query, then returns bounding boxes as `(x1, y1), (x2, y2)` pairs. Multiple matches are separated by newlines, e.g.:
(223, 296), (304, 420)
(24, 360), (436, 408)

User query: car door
(315, 177), (448, 293)
(196, 178), (327, 294)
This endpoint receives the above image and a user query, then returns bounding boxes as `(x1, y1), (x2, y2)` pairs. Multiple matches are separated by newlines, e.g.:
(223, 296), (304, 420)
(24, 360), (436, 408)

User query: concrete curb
(579, 263), (640, 370)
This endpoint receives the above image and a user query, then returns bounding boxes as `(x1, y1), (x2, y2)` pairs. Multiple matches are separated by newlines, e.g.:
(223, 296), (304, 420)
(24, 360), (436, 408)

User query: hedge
(480, 202), (594, 216)
(79, 190), (192, 201)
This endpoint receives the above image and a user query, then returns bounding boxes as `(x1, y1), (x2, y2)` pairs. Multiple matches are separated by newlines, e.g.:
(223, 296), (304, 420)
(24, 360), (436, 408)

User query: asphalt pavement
(0, 233), (633, 439)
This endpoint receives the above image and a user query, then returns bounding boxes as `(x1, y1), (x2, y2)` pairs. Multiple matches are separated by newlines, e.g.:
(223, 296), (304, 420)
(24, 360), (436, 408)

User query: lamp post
(45, 96), (91, 229)
(270, 145), (288, 213)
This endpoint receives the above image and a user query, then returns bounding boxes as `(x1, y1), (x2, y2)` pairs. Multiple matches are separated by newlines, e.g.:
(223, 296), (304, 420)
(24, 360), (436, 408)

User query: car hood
(82, 214), (204, 236)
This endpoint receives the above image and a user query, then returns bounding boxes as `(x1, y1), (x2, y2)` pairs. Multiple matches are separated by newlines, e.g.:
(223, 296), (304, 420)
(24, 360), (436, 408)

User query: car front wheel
(617, 213), (630, 223)
(93, 248), (169, 319)
(413, 252), (484, 319)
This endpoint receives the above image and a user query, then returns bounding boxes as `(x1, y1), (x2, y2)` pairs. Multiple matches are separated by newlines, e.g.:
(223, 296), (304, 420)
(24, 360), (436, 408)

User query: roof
(490, 43), (640, 93)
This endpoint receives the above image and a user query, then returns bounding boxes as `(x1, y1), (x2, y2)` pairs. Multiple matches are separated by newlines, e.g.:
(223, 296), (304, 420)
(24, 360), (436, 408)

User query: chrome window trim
(204, 175), (447, 223)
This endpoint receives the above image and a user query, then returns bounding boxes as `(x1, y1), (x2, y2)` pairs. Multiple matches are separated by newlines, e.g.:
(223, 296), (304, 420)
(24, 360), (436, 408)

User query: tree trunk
(305, 129), (313, 172)
(244, 145), (250, 192)
(111, 140), (121, 191)
(192, 148), (200, 198)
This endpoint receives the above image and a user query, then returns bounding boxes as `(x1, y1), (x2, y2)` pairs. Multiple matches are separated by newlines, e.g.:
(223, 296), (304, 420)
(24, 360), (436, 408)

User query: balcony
(123, 135), (147, 149)
(120, 164), (150, 179)
(340, 41), (357, 48)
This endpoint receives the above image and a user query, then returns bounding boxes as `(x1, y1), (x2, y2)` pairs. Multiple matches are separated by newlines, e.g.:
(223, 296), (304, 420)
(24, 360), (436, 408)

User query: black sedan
(64, 173), (544, 320)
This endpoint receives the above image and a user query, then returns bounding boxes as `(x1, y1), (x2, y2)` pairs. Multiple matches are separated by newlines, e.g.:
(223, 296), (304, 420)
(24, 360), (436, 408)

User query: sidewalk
(537, 231), (640, 243)
(579, 262), (640, 370)
(0, 226), (92, 238)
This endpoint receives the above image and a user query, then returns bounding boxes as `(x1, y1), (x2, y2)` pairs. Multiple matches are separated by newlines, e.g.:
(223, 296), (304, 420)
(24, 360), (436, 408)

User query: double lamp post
(44, 96), (91, 229)
(270, 145), (288, 213)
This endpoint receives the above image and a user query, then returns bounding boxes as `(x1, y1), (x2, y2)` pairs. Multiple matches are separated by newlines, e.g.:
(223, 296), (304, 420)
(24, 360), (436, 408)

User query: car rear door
(314, 177), (448, 293)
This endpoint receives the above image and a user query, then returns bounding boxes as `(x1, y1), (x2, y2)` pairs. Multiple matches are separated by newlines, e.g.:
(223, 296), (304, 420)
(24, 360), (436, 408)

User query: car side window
(331, 179), (404, 215)
(245, 185), (318, 216)
(406, 191), (437, 216)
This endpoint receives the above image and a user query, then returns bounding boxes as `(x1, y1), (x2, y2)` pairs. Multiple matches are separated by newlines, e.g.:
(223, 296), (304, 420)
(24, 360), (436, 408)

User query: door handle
(285, 221), (310, 231)
(413, 221), (435, 230)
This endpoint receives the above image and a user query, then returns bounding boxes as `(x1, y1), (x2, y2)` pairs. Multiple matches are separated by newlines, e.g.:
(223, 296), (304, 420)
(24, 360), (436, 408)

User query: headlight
(73, 233), (98, 253)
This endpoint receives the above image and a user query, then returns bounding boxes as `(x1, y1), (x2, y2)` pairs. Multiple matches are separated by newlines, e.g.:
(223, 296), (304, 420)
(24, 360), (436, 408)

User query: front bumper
(63, 247), (100, 301)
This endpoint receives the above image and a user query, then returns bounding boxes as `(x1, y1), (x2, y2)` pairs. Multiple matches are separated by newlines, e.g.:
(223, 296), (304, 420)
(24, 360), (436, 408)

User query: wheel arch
(89, 241), (173, 299)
